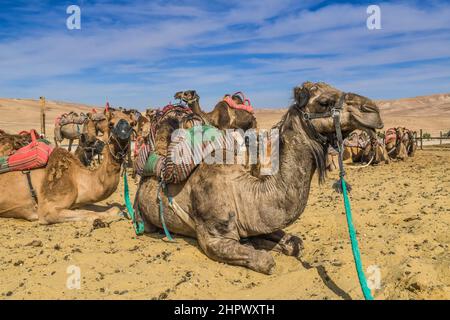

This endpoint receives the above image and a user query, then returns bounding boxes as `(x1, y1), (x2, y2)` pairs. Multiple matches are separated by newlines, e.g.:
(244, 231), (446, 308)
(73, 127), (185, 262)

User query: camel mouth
(353, 113), (384, 133)
(112, 119), (133, 141)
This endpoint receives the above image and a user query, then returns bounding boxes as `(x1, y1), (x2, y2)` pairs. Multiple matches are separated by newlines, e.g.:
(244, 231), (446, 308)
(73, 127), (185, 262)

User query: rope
(157, 180), (174, 241)
(123, 169), (145, 235)
(332, 103), (374, 300)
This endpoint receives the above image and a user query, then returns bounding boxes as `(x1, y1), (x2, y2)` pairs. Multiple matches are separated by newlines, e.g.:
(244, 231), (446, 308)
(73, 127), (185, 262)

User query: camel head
(174, 90), (199, 104)
(78, 133), (105, 166)
(105, 110), (135, 143)
(293, 82), (384, 139)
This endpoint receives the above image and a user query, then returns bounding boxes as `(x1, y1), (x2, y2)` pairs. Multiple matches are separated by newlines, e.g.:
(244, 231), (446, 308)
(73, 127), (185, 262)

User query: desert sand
(0, 94), (449, 300)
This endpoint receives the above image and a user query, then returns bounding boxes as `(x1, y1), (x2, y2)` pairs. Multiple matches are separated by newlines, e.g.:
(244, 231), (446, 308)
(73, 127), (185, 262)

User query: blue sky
(0, 0), (450, 110)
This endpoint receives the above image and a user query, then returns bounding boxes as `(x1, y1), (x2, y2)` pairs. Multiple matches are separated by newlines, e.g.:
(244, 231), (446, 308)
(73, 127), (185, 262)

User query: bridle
(296, 92), (348, 179)
(106, 121), (133, 162)
(296, 92), (346, 146)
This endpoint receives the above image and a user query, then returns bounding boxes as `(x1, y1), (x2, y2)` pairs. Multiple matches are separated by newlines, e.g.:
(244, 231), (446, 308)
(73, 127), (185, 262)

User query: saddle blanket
(0, 131), (53, 174)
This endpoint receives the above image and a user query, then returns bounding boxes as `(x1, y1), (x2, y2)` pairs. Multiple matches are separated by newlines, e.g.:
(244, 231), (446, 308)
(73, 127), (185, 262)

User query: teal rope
(341, 178), (374, 300)
(123, 172), (145, 235)
(157, 181), (174, 241)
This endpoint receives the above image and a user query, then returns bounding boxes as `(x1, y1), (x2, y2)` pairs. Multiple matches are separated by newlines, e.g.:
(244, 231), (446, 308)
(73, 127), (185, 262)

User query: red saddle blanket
(223, 92), (254, 113)
(0, 131), (54, 174)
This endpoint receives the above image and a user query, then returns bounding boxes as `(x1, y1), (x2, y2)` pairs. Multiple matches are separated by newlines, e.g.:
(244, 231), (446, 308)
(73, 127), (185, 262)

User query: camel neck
(95, 139), (124, 179)
(260, 109), (324, 228)
(189, 100), (207, 118)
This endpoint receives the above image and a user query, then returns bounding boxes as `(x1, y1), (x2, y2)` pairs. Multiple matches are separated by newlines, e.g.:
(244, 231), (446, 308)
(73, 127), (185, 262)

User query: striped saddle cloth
(0, 131), (53, 174)
(135, 125), (238, 184)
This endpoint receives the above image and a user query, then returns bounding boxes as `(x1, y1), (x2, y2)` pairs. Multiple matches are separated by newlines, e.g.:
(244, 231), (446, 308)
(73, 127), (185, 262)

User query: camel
(54, 112), (88, 151)
(403, 128), (417, 157)
(342, 131), (369, 164)
(74, 133), (105, 166)
(0, 131), (34, 157)
(361, 136), (390, 165)
(0, 110), (134, 224)
(136, 81), (383, 274)
(174, 90), (257, 130)
(385, 127), (408, 160)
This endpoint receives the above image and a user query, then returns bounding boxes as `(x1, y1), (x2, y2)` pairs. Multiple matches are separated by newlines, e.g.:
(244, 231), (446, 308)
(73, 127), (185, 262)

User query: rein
(299, 92), (374, 300)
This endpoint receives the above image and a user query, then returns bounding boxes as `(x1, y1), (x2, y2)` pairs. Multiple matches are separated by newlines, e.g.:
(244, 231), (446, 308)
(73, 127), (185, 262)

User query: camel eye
(318, 98), (330, 107)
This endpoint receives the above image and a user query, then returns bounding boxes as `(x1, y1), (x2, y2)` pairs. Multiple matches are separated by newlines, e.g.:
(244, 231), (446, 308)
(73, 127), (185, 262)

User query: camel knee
(198, 235), (275, 274)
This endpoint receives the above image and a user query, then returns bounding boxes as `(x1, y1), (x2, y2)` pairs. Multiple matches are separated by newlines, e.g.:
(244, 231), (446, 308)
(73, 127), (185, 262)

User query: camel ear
(294, 86), (310, 109)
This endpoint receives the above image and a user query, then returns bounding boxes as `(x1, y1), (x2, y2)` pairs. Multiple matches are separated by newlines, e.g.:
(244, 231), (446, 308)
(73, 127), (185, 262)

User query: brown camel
(403, 128), (417, 157)
(0, 131), (34, 157)
(0, 110), (134, 224)
(74, 133), (105, 166)
(361, 136), (390, 165)
(54, 112), (88, 151)
(136, 81), (383, 274)
(342, 131), (369, 164)
(174, 90), (257, 130)
(385, 127), (408, 160)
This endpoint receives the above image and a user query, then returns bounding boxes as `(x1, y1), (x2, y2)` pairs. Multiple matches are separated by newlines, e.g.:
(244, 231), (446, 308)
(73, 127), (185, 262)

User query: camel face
(106, 111), (134, 141)
(296, 82), (384, 138)
(175, 90), (198, 103)
(112, 119), (133, 141)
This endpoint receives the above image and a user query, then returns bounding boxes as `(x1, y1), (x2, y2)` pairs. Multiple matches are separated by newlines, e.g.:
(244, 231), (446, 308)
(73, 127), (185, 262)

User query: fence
(416, 130), (450, 150)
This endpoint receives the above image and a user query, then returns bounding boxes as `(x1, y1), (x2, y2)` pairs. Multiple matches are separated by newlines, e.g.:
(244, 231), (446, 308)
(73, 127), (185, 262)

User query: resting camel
(74, 133), (105, 166)
(403, 128), (417, 157)
(174, 90), (257, 130)
(0, 131), (34, 157)
(385, 127), (408, 160)
(342, 131), (369, 164)
(136, 81), (383, 274)
(0, 110), (134, 224)
(361, 136), (390, 165)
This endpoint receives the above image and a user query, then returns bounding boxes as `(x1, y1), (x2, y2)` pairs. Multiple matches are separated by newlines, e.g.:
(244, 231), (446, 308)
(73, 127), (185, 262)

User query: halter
(297, 93), (346, 147)
(106, 120), (132, 163)
(106, 134), (130, 162)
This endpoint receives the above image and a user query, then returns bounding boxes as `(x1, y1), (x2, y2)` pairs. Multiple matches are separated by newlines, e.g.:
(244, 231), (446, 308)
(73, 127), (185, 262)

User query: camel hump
(223, 93), (254, 113)
(44, 148), (79, 192)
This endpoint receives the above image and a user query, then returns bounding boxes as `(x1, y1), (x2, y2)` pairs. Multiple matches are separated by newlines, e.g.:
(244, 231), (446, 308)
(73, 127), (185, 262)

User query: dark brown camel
(137, 82), (384, 274)
(174, 90), (257, 130)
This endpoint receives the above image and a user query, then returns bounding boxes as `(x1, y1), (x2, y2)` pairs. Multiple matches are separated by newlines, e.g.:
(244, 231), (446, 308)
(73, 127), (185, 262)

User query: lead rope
(332, 99), (374, 301)
(157, 180), (174, 241)
(123, 165), (145, 235)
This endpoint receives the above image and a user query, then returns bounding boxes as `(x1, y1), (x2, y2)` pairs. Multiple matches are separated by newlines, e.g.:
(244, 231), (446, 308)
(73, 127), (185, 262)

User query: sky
(0, 0), (449, 110)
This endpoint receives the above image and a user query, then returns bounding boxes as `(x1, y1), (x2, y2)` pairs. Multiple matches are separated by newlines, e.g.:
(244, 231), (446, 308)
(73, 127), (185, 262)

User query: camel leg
(54, 137), (59, 148)
(38, 206), (121, 225)
(246, 230), (303, 257)
(68, 139), (73, 152)
(195, 213), (276, 274)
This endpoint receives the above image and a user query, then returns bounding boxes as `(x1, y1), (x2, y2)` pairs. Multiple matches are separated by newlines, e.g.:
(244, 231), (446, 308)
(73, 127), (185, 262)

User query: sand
(0, 150), (448, 300)
(0, 94), (449, 300)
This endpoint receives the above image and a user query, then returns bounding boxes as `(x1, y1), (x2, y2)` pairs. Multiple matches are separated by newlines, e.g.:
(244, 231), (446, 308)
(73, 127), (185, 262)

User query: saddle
(223, 92), (254, 113)
(344, 132), (369, 149)
(89, 113), (107, 122)
(0, 130), (53, 174)
(56, 112), (88, 126)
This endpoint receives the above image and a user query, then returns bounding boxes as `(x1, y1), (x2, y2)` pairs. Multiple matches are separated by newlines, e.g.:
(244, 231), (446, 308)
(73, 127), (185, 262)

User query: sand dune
(1, 93), (450, 138)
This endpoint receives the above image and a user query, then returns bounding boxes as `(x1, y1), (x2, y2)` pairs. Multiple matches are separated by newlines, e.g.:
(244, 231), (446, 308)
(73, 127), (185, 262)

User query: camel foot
(245, 231), (303, 257)
(196, 217), (276, 274)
